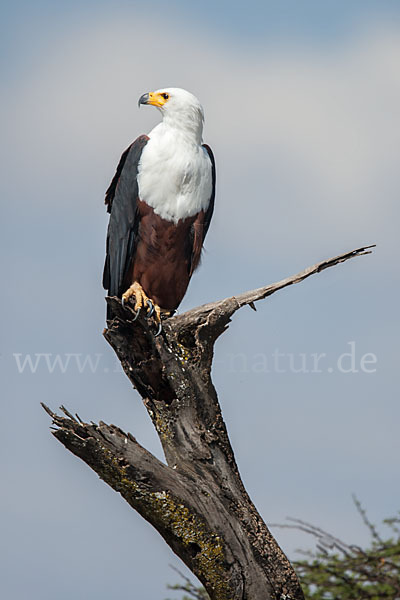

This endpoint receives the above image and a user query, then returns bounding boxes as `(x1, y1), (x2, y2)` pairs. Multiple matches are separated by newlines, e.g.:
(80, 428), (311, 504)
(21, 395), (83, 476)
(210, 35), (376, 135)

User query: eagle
(103, 88), (216, 333)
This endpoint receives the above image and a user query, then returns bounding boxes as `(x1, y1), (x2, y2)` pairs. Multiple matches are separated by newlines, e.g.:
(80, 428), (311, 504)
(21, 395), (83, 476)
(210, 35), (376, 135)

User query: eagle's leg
(122, 282), (163, 329)
(122, 281), (150, 314)
(153, 308), (177, 336)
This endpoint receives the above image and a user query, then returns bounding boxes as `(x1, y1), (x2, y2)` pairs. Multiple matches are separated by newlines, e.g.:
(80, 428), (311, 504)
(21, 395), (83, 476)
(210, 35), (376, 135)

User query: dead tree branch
(43, 244), (375, 600)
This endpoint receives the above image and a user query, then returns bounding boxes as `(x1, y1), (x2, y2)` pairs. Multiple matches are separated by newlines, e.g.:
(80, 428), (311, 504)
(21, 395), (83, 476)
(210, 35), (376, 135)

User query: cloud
(4, 15), (400, 254)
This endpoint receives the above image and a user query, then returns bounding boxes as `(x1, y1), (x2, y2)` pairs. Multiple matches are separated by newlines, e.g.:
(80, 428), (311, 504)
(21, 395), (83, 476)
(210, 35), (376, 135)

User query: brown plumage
(123, 202), (206, 311)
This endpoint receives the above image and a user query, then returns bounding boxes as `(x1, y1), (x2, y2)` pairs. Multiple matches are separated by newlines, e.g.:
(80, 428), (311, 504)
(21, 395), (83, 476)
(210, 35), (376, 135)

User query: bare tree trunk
(43, 245), (374, 600)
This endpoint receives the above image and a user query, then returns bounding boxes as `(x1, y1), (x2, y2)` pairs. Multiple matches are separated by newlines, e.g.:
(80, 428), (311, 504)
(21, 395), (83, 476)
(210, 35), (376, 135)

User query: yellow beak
(138, 91), (168, 108)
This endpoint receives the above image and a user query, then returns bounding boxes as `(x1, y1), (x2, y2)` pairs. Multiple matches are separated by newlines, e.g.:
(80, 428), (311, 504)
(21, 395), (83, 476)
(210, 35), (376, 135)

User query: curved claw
(146, 300), (155, 317)
(132, 307), (141, 321)
(121, 296), (126, 308)
(154, 321), (163, 337)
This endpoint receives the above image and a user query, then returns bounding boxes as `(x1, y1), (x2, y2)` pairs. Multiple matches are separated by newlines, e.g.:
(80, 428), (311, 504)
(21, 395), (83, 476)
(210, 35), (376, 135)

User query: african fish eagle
(103, 88), (216, 332)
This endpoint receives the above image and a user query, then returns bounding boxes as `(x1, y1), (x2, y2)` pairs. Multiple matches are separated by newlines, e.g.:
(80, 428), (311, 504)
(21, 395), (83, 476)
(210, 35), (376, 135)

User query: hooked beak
(138, 91), (169, 108)
(138, 92), (150, 107)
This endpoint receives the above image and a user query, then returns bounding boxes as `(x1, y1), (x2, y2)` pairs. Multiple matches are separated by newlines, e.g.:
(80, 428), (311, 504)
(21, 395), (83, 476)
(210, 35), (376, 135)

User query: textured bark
(43, 245), (374, 600)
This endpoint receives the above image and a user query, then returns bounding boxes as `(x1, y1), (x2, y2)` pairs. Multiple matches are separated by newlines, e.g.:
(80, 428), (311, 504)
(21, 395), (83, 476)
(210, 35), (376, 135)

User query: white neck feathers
(137, 123), (212, 223)
(161, 105), (204, 145)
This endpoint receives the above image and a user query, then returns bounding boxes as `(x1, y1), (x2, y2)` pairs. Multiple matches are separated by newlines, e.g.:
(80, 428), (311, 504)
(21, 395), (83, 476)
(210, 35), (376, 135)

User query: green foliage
(165, 567), (209, 600)
(166, 497), (400, 600)
(290, 497), (400, 599)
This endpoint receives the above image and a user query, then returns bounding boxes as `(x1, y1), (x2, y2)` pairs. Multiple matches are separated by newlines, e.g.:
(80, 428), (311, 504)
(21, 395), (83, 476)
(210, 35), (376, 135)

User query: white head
(138, 87), (204, 142)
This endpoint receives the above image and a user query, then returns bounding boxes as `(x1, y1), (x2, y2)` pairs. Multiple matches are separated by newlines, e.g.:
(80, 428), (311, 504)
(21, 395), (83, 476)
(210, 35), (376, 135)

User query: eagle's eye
(161, 93), (169, 100)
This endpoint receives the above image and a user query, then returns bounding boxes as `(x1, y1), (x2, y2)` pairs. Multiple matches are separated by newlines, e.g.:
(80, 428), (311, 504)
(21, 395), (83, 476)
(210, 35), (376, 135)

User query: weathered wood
(43, 244), (374, 600)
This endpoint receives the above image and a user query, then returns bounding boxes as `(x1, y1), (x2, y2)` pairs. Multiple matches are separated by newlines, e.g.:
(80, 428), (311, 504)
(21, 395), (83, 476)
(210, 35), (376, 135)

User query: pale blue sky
(1, 2), (400, 599)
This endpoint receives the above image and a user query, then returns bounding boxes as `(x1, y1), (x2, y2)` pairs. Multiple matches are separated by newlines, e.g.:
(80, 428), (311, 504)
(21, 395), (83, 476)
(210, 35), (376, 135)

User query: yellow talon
(122, 282), (163, 324)
(154, 305), (162, 323)
(122, 281), (149, 312)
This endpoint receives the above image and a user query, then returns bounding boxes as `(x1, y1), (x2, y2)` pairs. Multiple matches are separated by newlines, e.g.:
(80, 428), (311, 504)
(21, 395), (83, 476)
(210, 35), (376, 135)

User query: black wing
(202, 144), (216, 239)
(103, 135), (149, 298)
(188, 144), (216, 275)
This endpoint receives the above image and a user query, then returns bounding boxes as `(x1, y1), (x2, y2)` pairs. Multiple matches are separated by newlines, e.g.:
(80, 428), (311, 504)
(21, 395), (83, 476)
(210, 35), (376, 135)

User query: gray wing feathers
(103, 135), (149, 297)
